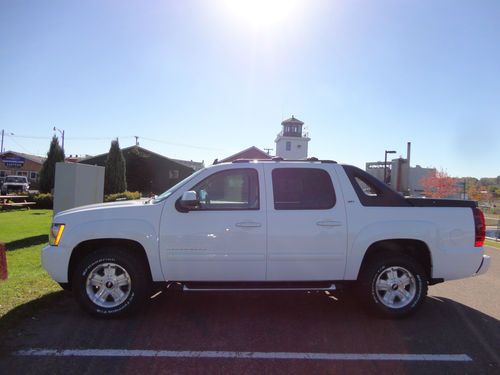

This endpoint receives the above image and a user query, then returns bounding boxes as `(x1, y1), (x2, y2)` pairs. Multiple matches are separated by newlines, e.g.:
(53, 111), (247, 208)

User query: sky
(0, 0), (499, 178)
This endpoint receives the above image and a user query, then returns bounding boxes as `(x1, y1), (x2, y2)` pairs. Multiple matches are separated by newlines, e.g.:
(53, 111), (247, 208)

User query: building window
(286, 141), (291, 151)
(169, 170), (180, 179)
(272, 168), (336, 210)
(30, 172), (38, 180)
(189, 168), (259, 210)
(0, 170), (6, 177)
(17, 171), (28, 177)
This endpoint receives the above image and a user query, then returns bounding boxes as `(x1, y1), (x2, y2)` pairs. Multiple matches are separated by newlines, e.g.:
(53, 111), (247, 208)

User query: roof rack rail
(231, 158), (337, 164)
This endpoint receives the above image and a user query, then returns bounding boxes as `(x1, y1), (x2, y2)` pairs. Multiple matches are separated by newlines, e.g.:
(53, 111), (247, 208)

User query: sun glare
(221, 0), (303, 31)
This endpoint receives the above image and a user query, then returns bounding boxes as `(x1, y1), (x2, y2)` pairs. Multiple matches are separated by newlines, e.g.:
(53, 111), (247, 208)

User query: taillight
(472, 208), (485, 247)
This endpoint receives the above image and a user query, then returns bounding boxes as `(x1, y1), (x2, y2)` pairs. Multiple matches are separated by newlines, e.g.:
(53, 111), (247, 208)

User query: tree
(419, 169), (459, 198)
(39, 135), (65, 193)
(466, 182), (484, 202)
(104, 139), (127, 194)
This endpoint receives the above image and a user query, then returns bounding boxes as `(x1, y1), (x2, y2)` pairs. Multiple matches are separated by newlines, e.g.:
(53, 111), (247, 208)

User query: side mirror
(178, 191), (200, 211)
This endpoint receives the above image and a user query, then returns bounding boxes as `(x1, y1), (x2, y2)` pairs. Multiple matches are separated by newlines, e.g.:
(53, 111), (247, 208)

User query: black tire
(72, 248), (150, 318)
(359, 254), (428, 318)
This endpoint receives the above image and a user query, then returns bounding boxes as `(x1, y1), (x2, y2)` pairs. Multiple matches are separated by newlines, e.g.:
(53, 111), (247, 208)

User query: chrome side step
(182, 283), (336, 292)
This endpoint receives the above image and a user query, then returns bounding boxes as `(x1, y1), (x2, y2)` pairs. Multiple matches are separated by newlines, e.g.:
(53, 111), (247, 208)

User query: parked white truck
(42, 159), (489, 318)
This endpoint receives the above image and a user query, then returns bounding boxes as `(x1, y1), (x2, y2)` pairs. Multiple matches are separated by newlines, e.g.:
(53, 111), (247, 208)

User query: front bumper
(475, 254), (491, 276)
(41, 244), (71, 283)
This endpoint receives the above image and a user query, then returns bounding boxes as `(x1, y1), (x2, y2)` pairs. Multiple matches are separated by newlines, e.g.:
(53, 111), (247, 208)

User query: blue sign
(2, 156), (25, 168)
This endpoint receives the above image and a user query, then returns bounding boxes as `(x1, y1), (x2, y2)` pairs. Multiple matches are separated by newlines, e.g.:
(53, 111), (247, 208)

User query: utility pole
(384, 150), (397, 184)
(53, 126), (65, 153)
(1, 130), (14, 153)
(264, 148), (273, 155)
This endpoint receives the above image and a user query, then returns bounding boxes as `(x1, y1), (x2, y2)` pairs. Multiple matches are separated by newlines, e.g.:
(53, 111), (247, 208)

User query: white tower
(275, 116), (310, 159)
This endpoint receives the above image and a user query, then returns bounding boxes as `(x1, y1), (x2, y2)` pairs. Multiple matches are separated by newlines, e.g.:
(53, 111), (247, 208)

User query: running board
(181, 282), (337, 292)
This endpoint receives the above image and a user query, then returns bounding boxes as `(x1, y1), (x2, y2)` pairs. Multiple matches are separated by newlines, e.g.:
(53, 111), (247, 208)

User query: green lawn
(485, 239), (500, 249)
(0, 209), (61, 327)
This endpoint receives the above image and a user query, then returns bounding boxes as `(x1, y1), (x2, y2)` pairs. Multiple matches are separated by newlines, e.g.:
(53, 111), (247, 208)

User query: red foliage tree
(420, 169), (459, 198)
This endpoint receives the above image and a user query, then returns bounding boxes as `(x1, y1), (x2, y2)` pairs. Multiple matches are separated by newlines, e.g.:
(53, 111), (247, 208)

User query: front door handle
(236, 222), (262, 228)
(316, 220), (343, 227)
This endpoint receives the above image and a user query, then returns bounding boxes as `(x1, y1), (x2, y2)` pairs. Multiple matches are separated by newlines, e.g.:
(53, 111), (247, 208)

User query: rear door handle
(316, 220), (343, 227)
(236, 222), (262, 228)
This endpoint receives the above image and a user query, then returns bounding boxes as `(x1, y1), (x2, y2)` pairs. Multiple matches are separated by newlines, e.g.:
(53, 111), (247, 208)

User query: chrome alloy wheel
(85, 263), (132, 308)
(375, 266), (417, 309)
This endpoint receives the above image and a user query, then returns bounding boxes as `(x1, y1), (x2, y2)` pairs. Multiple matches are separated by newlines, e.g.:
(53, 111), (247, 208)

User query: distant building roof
(281, 116), (304, 126)
(0, 150), (45, 165)
(79, 145), (201, 194)
(219, 146), (273, 163)
(171, 158), (205, 171)
(79, 145), (203, 170)
(66, 154), (93, 163)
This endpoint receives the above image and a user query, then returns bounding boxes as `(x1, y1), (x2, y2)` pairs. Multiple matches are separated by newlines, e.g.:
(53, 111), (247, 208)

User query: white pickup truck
(42, 159), (489, 318)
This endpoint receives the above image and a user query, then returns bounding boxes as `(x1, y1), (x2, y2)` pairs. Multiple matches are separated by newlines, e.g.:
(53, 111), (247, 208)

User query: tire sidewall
(73, 250), (147, 317)
(365, 257), (427, 318)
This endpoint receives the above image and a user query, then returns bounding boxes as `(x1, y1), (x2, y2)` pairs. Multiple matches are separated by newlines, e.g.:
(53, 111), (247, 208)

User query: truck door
(264, 164), (348, 281)
(159, 165), (267, 281)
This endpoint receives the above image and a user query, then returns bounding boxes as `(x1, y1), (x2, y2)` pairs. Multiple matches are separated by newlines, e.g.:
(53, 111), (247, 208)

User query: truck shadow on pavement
(1, 289), (498, 374)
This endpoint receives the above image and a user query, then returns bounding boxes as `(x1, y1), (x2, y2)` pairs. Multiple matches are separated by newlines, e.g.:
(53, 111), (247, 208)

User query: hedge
(28, 191), (142, 209)
(104, 191), (142, 202)
(29, 193), (53, 209)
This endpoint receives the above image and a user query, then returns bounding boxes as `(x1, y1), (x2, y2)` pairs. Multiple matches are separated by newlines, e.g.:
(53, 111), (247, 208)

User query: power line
(6, 133), (227, 153)
(6, 136), (34, 154)
(9, 134), (135, 141)
(140, 137), (226, 152)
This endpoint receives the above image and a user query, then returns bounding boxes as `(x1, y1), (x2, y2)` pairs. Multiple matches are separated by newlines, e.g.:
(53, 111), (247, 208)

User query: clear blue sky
(1, 0), (499, 178)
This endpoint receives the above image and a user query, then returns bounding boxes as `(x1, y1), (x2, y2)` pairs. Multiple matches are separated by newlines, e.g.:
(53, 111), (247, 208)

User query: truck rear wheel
(72, 248), (150, 318)
(360, 254), (428, 318)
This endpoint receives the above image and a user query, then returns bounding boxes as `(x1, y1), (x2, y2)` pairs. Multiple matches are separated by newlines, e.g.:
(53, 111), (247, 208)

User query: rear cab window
(342, 165), (409, 207)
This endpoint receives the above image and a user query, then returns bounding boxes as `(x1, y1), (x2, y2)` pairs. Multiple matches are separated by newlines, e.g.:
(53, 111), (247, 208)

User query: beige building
(0, 151), (44, 189)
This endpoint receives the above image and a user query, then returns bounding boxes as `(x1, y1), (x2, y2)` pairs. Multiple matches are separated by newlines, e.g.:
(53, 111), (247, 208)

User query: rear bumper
(475, 254), (491, 276)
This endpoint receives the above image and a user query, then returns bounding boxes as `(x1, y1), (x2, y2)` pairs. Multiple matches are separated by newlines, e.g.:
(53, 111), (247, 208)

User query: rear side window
(272, 168), (336, 210)
(354, 176), (381, 197)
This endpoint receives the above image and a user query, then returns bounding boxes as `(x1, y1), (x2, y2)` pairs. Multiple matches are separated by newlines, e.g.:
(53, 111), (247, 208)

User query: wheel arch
(358, 239), (432, 281)
(68, 238), (153, 289)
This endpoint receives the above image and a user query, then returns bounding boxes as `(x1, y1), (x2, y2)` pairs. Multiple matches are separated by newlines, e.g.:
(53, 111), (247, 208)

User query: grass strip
(0, 210), (61, 332)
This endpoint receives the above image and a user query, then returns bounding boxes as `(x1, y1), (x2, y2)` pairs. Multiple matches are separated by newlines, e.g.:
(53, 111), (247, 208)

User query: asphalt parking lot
(0, 246), (498, 374)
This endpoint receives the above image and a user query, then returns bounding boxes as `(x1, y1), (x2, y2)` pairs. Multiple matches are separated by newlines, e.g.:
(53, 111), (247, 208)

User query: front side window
(272, 168), (336, 210)
(190, 168), (259, 210)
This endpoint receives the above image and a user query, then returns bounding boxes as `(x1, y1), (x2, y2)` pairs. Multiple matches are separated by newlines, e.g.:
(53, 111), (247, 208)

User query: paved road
(0, 247), (498, 374)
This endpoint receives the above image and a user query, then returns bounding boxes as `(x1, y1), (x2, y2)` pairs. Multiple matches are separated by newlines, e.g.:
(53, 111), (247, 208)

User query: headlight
(49, 223), (65, 246)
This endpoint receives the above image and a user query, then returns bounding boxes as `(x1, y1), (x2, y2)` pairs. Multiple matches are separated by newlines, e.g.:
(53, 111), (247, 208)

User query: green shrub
(30, 193), (53, 209)
(104, 191), (141, 202)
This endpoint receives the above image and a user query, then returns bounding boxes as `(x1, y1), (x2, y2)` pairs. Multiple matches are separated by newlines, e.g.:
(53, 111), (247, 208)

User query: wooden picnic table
(0, 195), (36, 210)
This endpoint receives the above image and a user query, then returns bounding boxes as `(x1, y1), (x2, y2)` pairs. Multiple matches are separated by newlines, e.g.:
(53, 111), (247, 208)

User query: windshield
(152, 168), (205, 203)
(6, 176), (27, 183)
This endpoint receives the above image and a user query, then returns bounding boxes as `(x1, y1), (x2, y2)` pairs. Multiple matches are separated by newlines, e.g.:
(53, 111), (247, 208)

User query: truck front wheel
(72, 248), (150, 317)
(360, 254), (428, 318)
